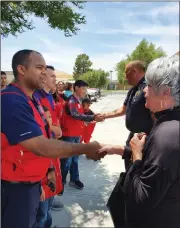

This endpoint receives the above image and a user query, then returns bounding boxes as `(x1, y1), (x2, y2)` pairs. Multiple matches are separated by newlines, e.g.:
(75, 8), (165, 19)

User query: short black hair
(82, 98), (92, 105)
(1, 71), (6, 76)
(12, 49), (41, 79)
(46, 65), (55, 71)
(74, 80), (88, 90)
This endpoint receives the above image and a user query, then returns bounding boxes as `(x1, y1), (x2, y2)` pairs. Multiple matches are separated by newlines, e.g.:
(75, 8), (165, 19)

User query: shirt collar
(136, 76), (145, 88)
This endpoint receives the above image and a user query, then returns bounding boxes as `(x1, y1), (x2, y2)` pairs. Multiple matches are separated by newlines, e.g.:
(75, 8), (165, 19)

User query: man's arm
(1, 94), (103, 160)
(68, 99), (95, 122)
(102, 105), (126, 119)
(102, 87), (133, 119)
(20, 136), (101, 159)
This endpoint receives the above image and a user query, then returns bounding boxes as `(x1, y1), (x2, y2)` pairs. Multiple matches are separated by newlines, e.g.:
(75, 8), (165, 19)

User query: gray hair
(145, 55), (180, 106)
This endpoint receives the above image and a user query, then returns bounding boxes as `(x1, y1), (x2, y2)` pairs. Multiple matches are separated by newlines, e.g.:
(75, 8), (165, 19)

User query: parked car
(86, 88), (99, 101)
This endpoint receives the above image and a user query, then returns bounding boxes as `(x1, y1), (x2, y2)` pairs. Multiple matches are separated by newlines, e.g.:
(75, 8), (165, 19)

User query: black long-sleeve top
(122, 107), (180, 228)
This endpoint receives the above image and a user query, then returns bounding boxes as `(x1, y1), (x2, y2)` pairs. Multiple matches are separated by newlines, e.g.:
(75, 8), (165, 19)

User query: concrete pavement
(52, 93), (129, 227)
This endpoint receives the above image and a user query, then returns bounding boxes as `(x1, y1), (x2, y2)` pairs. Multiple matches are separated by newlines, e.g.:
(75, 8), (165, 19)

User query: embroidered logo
(135, 90), (141, 97)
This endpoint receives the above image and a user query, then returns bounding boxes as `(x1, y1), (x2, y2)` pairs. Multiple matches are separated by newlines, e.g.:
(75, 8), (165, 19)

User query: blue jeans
(60, 136), (81, 184)
(36, 196), (54, 228)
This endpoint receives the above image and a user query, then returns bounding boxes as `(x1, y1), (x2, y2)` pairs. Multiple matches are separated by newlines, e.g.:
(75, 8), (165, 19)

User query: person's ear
(164, 87), (171, 96)
(17, 65), (26, 76)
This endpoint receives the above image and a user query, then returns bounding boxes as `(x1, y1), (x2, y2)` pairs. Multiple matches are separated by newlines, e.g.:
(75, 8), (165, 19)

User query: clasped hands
(94, 113), (106, 122)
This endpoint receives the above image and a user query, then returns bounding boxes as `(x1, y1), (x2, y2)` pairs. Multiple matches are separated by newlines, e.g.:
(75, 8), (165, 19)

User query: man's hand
(94, 114), (105, 122)
(98, 144), (125, 156)
(46, 169), (56, 192)
(51, 125), (62, 139)
(86, 141), (107, 161)
(130, 133), (146, 162)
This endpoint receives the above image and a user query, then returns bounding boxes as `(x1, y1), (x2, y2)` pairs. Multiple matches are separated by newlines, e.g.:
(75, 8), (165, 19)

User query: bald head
(126, 60), (146, 73)
(125, 60), (146, 86)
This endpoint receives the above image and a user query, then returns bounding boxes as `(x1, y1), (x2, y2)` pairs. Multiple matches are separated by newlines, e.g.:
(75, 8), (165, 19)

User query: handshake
(94, 113), (105, 122)
(84, 141), (124, 161)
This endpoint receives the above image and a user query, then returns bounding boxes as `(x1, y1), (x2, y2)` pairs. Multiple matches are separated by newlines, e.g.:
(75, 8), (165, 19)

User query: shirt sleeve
(1, 94), (43, 145)
(68, 99), (94, 122)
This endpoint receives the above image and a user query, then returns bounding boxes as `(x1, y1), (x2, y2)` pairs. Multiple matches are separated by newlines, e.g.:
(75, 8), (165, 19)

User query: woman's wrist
(132, 150), (143, 162)
(112, 145), (125, 155)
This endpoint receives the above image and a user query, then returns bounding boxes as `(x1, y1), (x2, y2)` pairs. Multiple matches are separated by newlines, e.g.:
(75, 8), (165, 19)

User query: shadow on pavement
(52, 155), (121, 227)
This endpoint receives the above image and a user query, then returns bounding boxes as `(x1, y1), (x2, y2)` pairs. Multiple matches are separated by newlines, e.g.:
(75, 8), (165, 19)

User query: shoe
(69, 180), (84, 190)
(51, 200), (64, 211)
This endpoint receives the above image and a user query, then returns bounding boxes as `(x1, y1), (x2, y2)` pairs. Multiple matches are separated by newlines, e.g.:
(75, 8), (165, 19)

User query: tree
(116, 39), (167, 84)
(79, 69), (109, 88)
(73, 54), (92, 80)
(1, 1), (86, 38)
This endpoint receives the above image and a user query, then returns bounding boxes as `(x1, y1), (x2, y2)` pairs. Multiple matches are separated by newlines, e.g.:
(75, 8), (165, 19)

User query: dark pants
(1, 180), (41, 228)
(36, 196), (54, 228)
(124, 132), (134, 170)
(60, 136), (81, 184)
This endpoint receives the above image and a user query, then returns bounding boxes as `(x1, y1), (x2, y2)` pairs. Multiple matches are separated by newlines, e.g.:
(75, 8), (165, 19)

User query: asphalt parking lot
(52, 92), (129, 227)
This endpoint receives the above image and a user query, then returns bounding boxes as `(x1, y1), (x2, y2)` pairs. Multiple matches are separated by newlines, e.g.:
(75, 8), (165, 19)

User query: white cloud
(151, 3), (179, 16)
(155, 36), (179, 56)
(91, 52), (126, 80)
(36, 37), (84, 73)
(83, 2), (179, 37)
(1, 47), (21, 71)
(39, 38), (125, 80)
(94, 25), (179, 36)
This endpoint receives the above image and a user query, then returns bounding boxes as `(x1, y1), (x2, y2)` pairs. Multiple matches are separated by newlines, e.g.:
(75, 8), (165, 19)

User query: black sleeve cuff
(122, 146), (132, 160)
(129, 160), (142, 175)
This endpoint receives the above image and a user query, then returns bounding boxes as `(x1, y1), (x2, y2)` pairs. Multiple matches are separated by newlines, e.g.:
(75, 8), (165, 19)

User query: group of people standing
(1, 49), (180, 228)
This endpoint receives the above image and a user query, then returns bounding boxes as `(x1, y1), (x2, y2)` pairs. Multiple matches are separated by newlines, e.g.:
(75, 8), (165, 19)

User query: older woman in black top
(100, 54), (180, 228)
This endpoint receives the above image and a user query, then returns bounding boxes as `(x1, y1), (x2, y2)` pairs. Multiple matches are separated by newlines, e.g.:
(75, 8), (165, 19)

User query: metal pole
(110, 70), (113, 95)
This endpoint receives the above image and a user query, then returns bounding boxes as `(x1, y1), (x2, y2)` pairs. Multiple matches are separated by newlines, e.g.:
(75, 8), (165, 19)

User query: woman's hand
(130, 133), (147, 162)
(98, 144), (125, 156)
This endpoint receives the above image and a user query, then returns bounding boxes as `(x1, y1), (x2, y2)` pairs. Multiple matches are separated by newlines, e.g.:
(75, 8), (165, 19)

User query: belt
(2, 180), (39, 185)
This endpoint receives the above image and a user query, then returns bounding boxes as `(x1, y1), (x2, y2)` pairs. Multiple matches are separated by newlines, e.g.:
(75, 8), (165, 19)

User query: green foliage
(1, 1), (86, 37)
(116, 38), (167, 84)
(73, 53), (93, 80)
(79, 69), (109, 88)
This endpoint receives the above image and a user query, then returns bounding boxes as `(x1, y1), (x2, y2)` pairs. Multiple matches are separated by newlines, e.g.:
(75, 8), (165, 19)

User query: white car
(87, 88), (99, 101)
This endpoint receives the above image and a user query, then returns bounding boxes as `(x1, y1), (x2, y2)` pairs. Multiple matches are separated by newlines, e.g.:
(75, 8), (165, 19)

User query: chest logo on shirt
(78, 104), (81, 109)
(135, 90), (141, 97)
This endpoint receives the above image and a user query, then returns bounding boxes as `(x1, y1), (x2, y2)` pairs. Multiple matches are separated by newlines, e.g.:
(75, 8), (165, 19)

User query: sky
(1, 1), (179, 80)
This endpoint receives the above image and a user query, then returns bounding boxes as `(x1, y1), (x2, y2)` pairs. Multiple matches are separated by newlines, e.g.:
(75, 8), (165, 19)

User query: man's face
(1, 74), (7, 87)
(45, 68), (56, 90)
(125, 64), (138, 86)
(75, 86), (87, 98)
(18, 52), (47, 90)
